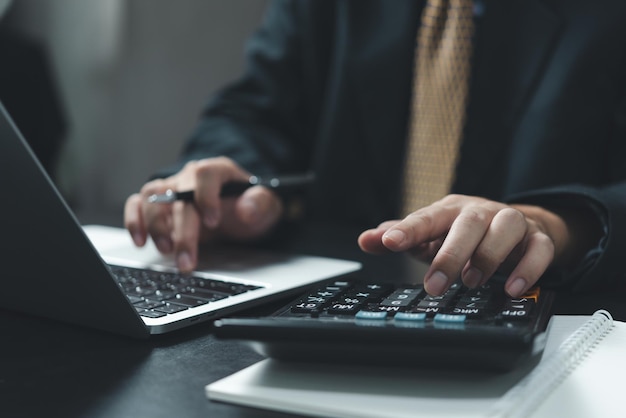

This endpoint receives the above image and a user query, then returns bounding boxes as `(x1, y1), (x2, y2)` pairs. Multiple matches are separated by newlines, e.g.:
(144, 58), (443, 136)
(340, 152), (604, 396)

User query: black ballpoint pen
(147, 173), (315, 203)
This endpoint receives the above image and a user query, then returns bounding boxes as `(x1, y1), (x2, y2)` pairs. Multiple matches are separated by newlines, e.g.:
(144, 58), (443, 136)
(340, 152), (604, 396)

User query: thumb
(219, 186), (284, 240)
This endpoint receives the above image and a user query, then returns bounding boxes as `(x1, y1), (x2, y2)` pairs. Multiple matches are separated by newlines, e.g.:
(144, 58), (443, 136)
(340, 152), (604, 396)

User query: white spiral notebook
(206, 311), (624, 418)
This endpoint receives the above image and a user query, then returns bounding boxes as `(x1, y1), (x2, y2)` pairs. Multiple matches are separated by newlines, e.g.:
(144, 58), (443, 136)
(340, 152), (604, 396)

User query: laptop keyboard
(109, 265), (263, 318)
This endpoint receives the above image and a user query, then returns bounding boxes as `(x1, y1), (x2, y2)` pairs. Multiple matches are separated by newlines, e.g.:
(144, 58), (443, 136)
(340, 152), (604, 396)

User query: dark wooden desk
(0, 308), (289, 418)
(1, 222), (624, 418)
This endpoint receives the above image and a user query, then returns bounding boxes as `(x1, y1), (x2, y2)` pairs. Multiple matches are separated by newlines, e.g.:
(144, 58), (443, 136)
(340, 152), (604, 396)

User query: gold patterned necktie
(401, 0), (475, 216)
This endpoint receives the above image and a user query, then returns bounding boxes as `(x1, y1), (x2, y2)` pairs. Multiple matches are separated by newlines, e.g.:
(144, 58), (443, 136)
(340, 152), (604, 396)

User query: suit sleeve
(155, 0), (324, 178)
(507, 183), (626, 292)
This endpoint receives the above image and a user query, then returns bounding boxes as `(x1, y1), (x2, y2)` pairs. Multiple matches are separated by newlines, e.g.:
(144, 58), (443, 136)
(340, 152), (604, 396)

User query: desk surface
(2, 221), (625, 418)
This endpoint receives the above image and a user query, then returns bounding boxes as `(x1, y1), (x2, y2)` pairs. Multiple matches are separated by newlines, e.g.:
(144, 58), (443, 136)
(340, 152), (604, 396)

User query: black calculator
(213, 274), (554, 372)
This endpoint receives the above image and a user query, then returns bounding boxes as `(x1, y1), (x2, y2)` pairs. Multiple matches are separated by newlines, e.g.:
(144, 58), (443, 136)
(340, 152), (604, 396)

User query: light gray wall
(9, 0), (269, 224)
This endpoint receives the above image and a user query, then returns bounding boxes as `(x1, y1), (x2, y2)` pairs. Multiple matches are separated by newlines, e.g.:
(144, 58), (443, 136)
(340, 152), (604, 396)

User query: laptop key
(150, 289), (177, 301)
(134, 300), (165, 310)
(184, 288), (230, 301)
(192, 278), (259, 295)
(154, 303), (189, 314)
(137, 309), (167, 318)
(126, 295), (143, 304)
(168, 295), (209, 307)
(126, 286), (158, 298)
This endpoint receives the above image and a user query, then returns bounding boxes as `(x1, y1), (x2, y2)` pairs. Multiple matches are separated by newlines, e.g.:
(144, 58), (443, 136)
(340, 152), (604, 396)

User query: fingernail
(203, 209), (218, 228)
(463, 267), (483, 288)
(177, 251), (193, 272)
(156, 237), (172, 253)
(425, 271), (449, 295)
(507, 277), (527, 297)
(382, 229), (406, 246)
(240, 199), (260, 224)
(131, 232), (144, 246)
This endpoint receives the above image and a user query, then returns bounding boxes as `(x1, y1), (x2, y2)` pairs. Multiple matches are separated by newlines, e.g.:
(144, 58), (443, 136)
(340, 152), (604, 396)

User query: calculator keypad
(283, 279), (536, 325)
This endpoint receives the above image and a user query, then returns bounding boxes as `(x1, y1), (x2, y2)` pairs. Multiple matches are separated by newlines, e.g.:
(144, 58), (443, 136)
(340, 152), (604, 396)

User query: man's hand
(358, 194), (578, 297)
(124, 157), (283, 272)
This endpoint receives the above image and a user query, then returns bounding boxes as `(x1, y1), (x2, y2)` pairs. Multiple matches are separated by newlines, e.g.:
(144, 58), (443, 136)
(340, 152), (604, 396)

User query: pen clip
(146, 172), (315, 203)
(147, 189), (177, 203)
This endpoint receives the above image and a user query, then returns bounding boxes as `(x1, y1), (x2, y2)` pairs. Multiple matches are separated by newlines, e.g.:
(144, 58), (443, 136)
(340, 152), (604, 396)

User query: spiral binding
(488, 310), (614, 418)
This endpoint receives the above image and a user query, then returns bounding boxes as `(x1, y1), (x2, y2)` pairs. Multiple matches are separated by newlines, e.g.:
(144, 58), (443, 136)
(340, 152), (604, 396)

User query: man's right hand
(124, 157), (284, 272)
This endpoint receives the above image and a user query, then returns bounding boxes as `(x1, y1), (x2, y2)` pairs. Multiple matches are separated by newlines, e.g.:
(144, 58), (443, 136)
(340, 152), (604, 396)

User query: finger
(237, 186), (283, 233)
(124, 194), (147, 246)
(171, 200), (201, 272)
(217, 186), (284, 240)
(358, 220), (402, 254)
(463, 207), (528, 288)
(504, 232), (555, 297)
(194, 158), (251, 228)
(424, 206), (493, 295)
(407, 238), (444, 263)
(381, 205), (461, 252)
(139, 182), (175, 254)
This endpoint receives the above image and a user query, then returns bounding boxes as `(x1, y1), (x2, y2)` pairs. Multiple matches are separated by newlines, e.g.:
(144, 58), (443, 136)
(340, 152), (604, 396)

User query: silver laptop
(0, 101), (361, 338)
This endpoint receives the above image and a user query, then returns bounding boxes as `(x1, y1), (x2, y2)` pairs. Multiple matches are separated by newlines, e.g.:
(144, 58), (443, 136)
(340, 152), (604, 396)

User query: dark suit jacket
(171, 0), (626, 291)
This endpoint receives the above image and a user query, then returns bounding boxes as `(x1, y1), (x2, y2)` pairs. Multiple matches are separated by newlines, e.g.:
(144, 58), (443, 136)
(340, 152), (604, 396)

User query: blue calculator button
(394, 312), (427, 322)
(355, 311), (388, 320)
(434, 313), (467, 323)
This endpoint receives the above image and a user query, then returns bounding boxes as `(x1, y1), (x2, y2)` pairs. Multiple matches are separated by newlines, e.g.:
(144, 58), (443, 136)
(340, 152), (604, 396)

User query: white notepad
(206, 311), (624, 418)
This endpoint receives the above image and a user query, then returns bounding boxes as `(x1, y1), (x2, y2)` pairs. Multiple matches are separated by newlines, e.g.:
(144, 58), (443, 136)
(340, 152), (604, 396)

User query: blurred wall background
(2, 0), (268, 224)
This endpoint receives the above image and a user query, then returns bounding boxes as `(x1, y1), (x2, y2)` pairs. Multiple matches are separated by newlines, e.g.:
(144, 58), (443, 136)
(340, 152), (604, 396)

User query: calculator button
(455, 300), (488, 310)
(457, 294), (490, 306)
(355, 311), (388, 320)
(410, 306), (442, 316)
(389, 288), (423, 296)
(315, 290), (338, 298)
(327, 301), (362, 315)
(351, 284), (392, 297)
(336, 295), (370, 305)
(394, 312), (427, 322)
(417, 299), (449, 309)
(369, 305), (405, 314)
(380, 297), (413, 307)
(331, 281), (351, 288)
(434, 313), (467, 323)
(520, 287), (540, 302)
(291, 301), (325, 313)
(500, 299), (534, 320)
(463, 287), (493, 299)
(380, 288), (422, 307)
(451, 307), (485, 318)
(500, 309), (532, 320)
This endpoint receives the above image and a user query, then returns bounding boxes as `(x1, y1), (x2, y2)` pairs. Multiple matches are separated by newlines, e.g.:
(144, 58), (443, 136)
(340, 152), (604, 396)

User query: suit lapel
(455, 0), (563, 197)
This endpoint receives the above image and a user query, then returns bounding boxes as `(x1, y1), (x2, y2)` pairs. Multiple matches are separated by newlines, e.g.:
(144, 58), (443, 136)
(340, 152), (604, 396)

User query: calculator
(213, 274), (555, 372)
